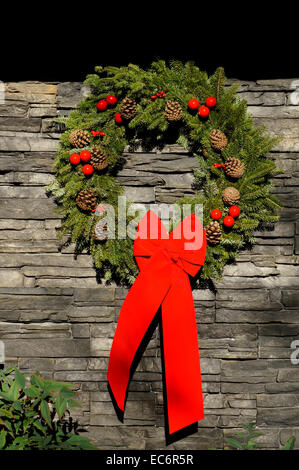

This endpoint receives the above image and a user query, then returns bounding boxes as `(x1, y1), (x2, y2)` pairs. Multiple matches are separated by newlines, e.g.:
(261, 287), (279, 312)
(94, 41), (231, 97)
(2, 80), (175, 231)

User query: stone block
(4, 339), (90, 357)
(54, 358), (88, 370)
(54, 371), (106, 382)
(282, 290), (299, 307)
(57, 82), (88, 108)
(257, 407), (299, 426)
(0, 270), (23, 287)
(123, 186), (155, 203)
(0, 117), (41, 132)
(0, 199), (59, 219)
(68, 306), (115, 322)
(90, 337), (113, 356)
(74, 287), (115, 303)
(257, 393), (299, 407)
(0, 101), (28, 117)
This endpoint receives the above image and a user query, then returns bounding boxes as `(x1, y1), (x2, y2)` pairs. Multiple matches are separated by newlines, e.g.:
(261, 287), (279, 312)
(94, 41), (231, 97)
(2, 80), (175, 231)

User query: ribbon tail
(107, 250), (172, 412)
(161, 273), (204, 434)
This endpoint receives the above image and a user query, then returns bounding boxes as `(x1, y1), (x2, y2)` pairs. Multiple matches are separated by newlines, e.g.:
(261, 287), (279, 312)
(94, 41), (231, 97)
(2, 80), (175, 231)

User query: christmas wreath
(47, 60), (282, 285)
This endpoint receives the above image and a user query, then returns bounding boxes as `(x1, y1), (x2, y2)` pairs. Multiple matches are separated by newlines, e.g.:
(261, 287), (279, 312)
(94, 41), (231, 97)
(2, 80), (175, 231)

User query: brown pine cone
(164, 100), (183, 122)
(90, 146), (109, 171)
(206, 220), (222, 245)
(210, 129), (228, 151)
(93, 219), (108, 241)
(120, 97), (137, 120)
(225, 157), (245, 179)
(222, 187), (240, 206)
(76, 188), (97, 211)
(69, 129), (90, 148)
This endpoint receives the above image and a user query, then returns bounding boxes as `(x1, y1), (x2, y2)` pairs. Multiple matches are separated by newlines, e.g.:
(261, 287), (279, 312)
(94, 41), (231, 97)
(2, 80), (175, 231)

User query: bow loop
(134, 210), (206, 277)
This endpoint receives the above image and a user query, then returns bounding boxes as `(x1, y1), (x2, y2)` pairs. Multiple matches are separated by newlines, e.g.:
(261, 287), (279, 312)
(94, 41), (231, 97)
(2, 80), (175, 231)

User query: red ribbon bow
(107, 210), (207, 434)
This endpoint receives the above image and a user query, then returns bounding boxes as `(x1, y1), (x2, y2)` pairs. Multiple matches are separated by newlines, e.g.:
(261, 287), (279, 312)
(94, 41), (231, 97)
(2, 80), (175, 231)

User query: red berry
(99, 132), (106, 136)
(82, 164), (94, 176)
(96, 99), (108, 111)
(69, 153), (80, 165)
(80, 150), (91, 163)
(206, 96), (217, 108)
(223, 215), (235, 227)
(198, 105), (210, 118)
(210, 209), (222, 220)
(151, 95), (157, 99)
(188, 98), (200, 110)
(106, 95), (117, 106)
(229, 206), (241, 218)
(114, 113), (123, 124)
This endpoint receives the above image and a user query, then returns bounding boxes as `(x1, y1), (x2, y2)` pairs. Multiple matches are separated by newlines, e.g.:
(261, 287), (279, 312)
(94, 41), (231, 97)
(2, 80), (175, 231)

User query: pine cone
(120, 97), (137, 120)
(93, 219), (108, 241)
(69, 129), (90, 148)
(164, 100), (183, 122)
(76, 188), (97, 211)
(225, 157), (245, 179)
(210, 129), (228, 151)
(90, 146), (109, 171)
(206, 220), (222, 245)
(222, 187), (240, 206)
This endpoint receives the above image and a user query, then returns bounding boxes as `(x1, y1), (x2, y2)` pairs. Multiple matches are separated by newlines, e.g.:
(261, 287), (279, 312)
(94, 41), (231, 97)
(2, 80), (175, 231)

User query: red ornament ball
(69, 153), (80, 165)
(82, 164), (94, 176)
(210, 209), (222, 220)
(223, 215), (235, 227)
(206, 96), (217, 108)
(188, 98), (200, 110)
(96, 99), (108, 111)
(80, 150), (91, 163)
(198, 105), (210, 118)
(114, 113), (123, 124)
(229, 206), (241, 218)
(106, 95), (117, 106)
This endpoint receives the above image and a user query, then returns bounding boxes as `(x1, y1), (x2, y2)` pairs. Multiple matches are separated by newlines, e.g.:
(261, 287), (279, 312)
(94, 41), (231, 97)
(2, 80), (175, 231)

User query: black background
(1, 9), (298, 82)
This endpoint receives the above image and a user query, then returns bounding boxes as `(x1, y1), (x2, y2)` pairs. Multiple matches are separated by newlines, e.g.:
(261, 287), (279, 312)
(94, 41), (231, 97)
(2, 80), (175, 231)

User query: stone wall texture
(0, 78), (299, 450)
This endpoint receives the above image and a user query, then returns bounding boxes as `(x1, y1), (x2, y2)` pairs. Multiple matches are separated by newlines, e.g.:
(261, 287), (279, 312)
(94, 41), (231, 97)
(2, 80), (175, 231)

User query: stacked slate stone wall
(0, 79), (298, 449)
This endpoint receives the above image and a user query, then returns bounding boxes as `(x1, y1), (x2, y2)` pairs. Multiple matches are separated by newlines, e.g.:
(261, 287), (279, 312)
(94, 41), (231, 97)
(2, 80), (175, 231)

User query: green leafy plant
(0, 365), (97, 450)
(224, 422), (296, 450)
(224, 422), (263, 450)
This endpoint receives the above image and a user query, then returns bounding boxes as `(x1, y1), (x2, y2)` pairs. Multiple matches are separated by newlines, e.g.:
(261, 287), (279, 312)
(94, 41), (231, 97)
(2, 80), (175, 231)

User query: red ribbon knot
(107, 210), (207, 434)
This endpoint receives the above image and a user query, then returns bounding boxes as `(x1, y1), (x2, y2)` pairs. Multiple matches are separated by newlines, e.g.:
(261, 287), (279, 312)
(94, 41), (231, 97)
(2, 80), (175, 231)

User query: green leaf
(33, 421), (47, 436)
(224, 437), (244, 450)
(63, 434), (98, 450)
(4, 365), (16, 376)
(0, 391), (12, 402)
(31, 373), (45, 390)
(40, 400), (52, 429)
(0, 430), (7, 449)
(24, 386), (40, 398)
(246, 432), (263, 440)
(55, 394), (67, 419)
(12, 401), (23, 412)
(246, 440), (260, 449)
(14, 369), (26, 390)
(283, 436), (296, 450)
(9, 380), (20, 402)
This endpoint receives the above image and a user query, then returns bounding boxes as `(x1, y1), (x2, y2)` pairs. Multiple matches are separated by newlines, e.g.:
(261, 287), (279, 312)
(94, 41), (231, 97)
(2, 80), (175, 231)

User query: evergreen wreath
(47, 60), (282, 285)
